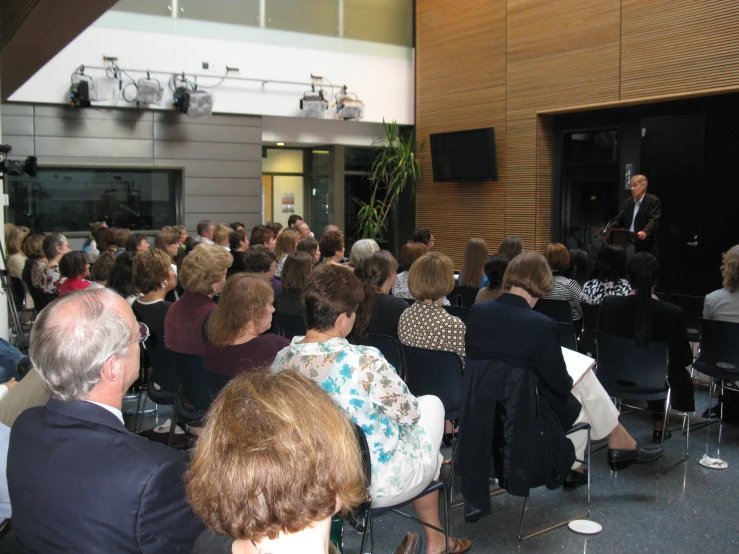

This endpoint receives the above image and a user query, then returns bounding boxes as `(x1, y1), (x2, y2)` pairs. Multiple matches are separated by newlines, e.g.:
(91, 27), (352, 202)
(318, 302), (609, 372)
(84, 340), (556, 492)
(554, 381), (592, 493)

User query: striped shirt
(545, 275), (583, 321)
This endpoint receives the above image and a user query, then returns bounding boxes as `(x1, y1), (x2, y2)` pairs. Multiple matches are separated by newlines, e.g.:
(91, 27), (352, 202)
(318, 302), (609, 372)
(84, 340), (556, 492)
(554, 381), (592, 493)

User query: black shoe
(607, 444), (664, 471)
(442, 433), (453, 448)
(563, 469), (588, 489)
(652, 429), (672, 443)
(702, 404), (721, 419)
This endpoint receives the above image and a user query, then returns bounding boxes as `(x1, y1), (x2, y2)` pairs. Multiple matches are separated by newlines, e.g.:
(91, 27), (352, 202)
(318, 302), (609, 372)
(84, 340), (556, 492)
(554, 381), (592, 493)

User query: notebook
(561, 347), (595, 386)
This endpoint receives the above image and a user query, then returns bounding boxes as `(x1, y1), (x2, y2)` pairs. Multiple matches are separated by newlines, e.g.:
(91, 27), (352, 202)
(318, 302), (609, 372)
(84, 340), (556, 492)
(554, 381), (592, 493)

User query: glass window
(563, 130), (618, 164)
(266, 0), (338, 37)
(179, 0), (260, 27)
(263, 149), (304, 174)
(310, 175), (331, 232)
(111, 0), (172, 17)
(7, 168), (180, 233)
(311, 150), (331, 174)
(344, 147), (377, 172)
(344, 0), (412, 46)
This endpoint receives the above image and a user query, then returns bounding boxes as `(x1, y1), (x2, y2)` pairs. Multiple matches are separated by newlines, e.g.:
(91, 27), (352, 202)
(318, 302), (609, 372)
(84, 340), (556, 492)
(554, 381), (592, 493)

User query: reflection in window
(266, 0), (338, 37)
(179, 0), (260, 27)
(7, 168), (180, 233)
(344, 147), (377, 172)
(111, 0), (171, 17)
(344, 0), (412, 46)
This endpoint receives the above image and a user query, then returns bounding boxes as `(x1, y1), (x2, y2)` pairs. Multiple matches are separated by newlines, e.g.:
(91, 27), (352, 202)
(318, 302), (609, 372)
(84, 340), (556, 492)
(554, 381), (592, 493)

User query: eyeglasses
(129, 322), (149, 347)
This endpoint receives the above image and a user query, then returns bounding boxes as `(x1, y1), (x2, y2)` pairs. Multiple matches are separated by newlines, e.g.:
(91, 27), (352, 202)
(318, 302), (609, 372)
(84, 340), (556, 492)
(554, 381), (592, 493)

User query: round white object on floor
(699, 454), (728, 469)
(568, 520), (602, 535)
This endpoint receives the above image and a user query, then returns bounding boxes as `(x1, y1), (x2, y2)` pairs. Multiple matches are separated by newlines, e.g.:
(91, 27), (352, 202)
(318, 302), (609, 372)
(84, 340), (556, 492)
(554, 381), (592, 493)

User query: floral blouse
(581, 278), (631, 306)
(32, 261), (64, 296)
(271, 337), (436, 499)
(398, 302), (466, 361)
(391, 272), (450, 306)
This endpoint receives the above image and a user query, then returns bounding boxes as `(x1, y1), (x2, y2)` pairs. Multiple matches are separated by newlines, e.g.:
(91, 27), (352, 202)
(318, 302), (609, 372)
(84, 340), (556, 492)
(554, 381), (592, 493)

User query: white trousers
(568, 370), (622, 469)
(371, 395), (445, 508)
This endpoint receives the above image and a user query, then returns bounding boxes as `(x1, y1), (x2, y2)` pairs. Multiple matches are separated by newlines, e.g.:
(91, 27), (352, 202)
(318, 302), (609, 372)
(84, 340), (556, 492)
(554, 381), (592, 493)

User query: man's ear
(100, 355), (122, 384)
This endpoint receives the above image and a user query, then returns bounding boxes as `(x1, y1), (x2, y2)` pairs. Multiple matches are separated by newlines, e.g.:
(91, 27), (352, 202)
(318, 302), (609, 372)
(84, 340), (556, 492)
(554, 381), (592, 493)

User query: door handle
(686, 241), (698, 247)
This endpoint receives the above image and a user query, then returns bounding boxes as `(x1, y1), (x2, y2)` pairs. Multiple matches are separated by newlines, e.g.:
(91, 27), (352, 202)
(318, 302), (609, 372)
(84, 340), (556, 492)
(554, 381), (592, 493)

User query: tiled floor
(2, 389), (737, 553)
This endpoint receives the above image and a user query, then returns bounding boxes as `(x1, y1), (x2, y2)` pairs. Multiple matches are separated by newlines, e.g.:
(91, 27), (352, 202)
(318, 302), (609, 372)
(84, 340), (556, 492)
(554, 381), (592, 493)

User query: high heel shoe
(607, 443), (664, 471)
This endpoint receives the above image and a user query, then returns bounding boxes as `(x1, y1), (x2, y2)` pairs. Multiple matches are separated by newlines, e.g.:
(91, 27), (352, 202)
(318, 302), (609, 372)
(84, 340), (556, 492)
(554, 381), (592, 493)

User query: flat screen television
(430, 128), (498, 182)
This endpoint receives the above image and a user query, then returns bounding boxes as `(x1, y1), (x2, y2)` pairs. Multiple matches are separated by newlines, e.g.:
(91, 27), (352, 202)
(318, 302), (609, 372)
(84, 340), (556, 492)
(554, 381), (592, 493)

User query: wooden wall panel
(417, 1), (739, 265)
(621, 0), (739, 98)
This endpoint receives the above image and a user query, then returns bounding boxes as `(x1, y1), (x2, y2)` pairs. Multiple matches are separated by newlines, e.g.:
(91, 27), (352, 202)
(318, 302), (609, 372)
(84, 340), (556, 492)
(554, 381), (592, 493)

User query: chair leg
(448, 420), (458, 502)
(442, 484), (449, 554)
(658, 389), (690, 476)
(586, 427), (591, 515)
(167, 408), (178, 448)
(517, 496), (529, 540)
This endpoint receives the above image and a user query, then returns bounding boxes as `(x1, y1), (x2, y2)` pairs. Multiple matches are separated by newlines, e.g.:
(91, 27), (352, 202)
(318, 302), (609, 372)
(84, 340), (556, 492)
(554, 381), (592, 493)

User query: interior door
(640, 114), (706, 294)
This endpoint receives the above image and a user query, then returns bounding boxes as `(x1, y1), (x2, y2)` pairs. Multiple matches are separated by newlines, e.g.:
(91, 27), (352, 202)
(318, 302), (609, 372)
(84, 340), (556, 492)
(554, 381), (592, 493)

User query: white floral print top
(271, 337), (436, 499)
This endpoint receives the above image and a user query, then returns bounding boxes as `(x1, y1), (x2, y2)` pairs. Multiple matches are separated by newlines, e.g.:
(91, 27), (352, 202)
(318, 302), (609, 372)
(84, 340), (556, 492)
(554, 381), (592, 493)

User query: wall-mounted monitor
(430, 127), (498, 182)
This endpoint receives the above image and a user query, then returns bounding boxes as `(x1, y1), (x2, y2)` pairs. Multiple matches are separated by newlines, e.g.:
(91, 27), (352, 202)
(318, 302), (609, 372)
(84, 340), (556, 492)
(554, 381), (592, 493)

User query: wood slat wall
(416, 0), (739, 268)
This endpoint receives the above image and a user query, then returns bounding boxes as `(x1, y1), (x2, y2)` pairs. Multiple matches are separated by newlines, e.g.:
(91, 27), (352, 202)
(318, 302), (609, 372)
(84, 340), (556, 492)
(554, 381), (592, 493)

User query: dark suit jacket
(466, 293), (581, 429)
(8, 399), (204, 553)
(599, 296), (695, 412)
(613, 193), (661, 254)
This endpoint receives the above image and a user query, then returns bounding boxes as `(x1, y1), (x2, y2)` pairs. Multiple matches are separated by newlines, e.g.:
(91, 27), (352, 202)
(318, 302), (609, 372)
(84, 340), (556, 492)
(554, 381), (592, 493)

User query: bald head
(30, 288), (136, 401)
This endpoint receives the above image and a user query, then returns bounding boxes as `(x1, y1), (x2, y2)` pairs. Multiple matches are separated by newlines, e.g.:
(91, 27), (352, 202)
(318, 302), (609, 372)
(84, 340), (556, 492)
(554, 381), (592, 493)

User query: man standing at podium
(613, 174), (661, 257)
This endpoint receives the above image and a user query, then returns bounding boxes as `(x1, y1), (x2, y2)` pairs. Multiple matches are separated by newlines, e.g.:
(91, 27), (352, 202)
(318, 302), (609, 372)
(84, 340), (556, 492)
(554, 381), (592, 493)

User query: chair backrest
(446, 284), (460, 307)
(668, 293), (703, 336)
(578, 303), (600, 356)
(146, 343), (180, 395)
(356, 334), (405, 379)
(534, 299), (573, 325)
(169, 351), (215, 411)
(401, 344), (463, 420)
(277, 312), (306, 339)
(697, 318), (739, 372)
(458, 286), (479, 309)
(556, 322), (578, 351)
(595, 331), (669, 399)
(443, 305), (469, 324)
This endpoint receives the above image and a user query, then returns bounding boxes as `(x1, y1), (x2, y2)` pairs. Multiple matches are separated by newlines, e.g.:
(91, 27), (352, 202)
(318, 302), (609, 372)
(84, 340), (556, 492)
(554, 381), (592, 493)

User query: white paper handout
(561, 347), (595, 385)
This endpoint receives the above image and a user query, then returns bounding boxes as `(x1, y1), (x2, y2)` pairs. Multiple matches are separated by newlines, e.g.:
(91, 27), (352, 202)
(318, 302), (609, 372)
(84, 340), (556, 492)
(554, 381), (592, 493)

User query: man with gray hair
(7, 288), (204, 553)
(194, 219), (215, 245)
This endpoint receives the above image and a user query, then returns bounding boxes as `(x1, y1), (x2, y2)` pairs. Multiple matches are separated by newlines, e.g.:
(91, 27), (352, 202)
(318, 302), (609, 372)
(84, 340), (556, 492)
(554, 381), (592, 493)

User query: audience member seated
(277, 251), (312, 316)
(229, 221), (245, 232)
(194, 219), (215, 246)
(704, 244), (739, 323)
(227, 229), (249, 276)
(458, 238), (489, 289)
(266, 221), (283, 239)
(497, 235), (523, 261)
(124, 232), (149, 254)
(297, 236), (320, 265)
(357, 250), (408, 339)
(203, 274), (289, 391)
(272, 264), (471, 554)
(131, 249), (178, 392)
(83, 220), (107, 263)
(543, 242), (583, 328)
(392, 241), (449, 304)
(7, 289), (204, 552)
(274, 228), (298, 278)
(288, 214), (303, 229)
(599, 253), (695, 442)
(466, 252), (664, 487)
(90, 251), (116, 288)
(32, 233), (71, 299)
(250, 225), (277, 251)
(318, 230), (345, 266)
(165, 243), (232, 358)
(22, 233), (46, 311)
(348, 238), (380, 270)
(244, 245), (281, 296)
(475, 254), (508, 304)
(581, 245), (631, 305)
(399, 252), (465, 360)
(58, 251), (92, 296)
(296, 219), (312, 239)
(187, 370), (365, 554)
(6, 225), (29, 281)
(154, 228), (182, 278)
(108, 251), (138, 305)
(213, 224), (232, 249)
(412, 227), (435, 249)
(104, 227), (130, 256)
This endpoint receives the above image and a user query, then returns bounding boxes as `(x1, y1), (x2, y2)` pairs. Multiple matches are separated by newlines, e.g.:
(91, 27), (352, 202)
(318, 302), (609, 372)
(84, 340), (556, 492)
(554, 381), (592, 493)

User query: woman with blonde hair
(458, 238), (489, 288)
(203, 274), (289, 391)
(274, 228), (299, 278)
(187, 370), (366, 554)
(164, 243), (233, 358)
(212, 224), (232, 249)
(6, 225), (30, 279)
(704, 244), (739, 323)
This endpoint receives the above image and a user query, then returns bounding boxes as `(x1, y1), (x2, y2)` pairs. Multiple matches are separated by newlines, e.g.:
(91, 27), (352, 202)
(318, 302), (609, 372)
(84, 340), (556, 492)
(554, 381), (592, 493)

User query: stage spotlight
(172, 87), (214, 117)
(135, 78), (164, 105)
(69, 80), (91, 107)
(337, 88), (364, 120)
(300, 90), (328, 118)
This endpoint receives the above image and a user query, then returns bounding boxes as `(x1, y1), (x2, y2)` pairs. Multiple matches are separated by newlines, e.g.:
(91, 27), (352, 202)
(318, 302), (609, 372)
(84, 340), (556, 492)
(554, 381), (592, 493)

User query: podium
(601, 228), (635, 251)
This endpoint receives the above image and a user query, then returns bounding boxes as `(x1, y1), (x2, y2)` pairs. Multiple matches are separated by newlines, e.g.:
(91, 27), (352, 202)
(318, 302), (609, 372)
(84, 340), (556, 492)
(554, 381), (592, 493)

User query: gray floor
(2, 389), (737, 553)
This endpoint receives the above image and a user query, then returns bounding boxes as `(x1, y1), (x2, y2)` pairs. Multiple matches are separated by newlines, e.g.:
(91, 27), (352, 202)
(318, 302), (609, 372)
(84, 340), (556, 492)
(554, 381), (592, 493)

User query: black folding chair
(135, 344), (181, 446)
(578, 303), (599, 357)
(277, 312), (307, 339)
(595, 331), (688, 474)
(355, 334), (405, 379)
(557, 322), (578, 351)
(446, 284), (460, 307)
(669, 293), (704, 343)
(534, 298), (573, 325)
(457, 286), (479, 309)
(443, 305), (469, 324)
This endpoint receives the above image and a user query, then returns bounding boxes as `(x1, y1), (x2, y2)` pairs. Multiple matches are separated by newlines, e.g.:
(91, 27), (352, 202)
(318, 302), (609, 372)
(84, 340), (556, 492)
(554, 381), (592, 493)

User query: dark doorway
(640, 114), (706, 294)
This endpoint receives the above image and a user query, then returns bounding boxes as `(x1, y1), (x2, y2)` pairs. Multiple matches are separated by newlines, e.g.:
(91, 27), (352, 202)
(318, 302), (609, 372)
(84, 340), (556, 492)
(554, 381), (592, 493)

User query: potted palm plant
(355, 121), (421, 240)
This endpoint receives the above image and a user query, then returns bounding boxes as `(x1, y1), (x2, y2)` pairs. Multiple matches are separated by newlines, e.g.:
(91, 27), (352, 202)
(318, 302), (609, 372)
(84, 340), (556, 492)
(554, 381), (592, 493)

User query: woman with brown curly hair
(187, 370), (365, 554)
(704, 244), (739, 323)
(203, 274), (289, 391)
